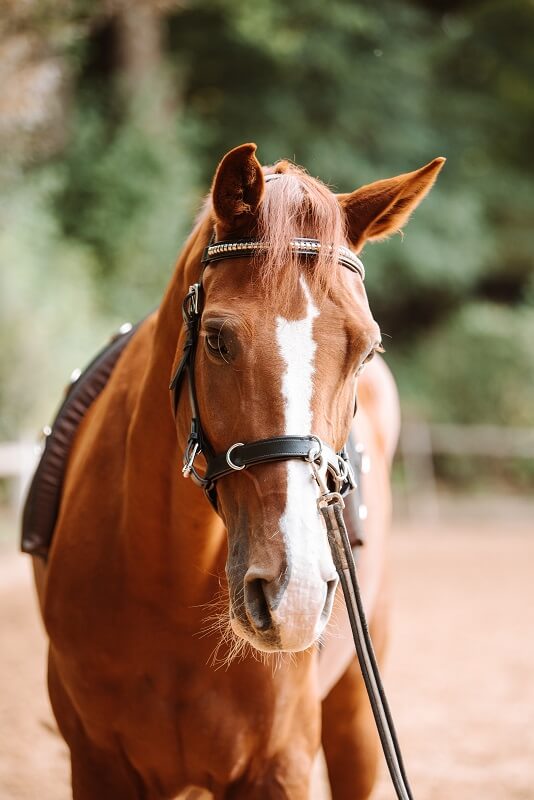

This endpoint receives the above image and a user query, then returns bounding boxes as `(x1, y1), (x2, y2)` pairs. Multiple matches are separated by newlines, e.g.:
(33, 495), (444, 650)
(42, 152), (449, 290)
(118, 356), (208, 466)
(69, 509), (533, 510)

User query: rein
(170, 235), (415, 800)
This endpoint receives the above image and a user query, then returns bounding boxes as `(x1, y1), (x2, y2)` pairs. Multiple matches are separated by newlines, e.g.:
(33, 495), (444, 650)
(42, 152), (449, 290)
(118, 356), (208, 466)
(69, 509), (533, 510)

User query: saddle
(21, 322), (139, 559)
(21, 321), (365, 560)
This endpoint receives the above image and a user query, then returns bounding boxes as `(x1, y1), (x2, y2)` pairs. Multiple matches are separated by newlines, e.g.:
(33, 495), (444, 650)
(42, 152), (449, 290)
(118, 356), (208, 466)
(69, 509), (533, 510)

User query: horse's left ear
(339, 157), (446, 251)
(211, 143), (265, 235)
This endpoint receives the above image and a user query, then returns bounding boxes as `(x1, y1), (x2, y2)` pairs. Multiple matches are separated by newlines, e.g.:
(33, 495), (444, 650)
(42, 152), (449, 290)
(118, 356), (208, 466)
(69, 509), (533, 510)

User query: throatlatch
(171, 235), (416, 800)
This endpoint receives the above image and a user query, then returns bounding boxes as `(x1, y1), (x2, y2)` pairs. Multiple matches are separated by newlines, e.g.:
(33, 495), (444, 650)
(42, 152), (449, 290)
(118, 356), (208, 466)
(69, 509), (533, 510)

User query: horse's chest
(65, 652), (265, 789)
(131, 698), (251, 791)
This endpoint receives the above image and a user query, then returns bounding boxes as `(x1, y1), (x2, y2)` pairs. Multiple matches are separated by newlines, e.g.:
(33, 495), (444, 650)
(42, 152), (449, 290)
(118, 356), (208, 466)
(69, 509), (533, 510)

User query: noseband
(169, 234), (415, 800)
(169, 236), (364, 510)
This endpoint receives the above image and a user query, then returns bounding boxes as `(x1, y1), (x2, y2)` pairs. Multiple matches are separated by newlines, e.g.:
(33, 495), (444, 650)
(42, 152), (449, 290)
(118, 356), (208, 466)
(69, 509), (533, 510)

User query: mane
(256, 161), (346, 303)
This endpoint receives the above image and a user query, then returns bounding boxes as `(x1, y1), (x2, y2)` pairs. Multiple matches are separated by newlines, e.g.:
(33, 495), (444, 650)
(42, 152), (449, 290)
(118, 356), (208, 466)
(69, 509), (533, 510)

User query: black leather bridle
(169, 233), (415, 800)
(169, 236), (363, 510)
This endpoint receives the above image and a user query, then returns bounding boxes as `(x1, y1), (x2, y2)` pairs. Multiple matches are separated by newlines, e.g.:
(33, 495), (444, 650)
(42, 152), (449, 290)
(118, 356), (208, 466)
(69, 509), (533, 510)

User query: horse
(31, 143), (443, 799)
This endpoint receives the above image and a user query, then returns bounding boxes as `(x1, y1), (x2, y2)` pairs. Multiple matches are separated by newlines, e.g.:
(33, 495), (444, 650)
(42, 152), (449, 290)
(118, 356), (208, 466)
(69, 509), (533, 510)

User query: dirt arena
(1, 502), (533, 799)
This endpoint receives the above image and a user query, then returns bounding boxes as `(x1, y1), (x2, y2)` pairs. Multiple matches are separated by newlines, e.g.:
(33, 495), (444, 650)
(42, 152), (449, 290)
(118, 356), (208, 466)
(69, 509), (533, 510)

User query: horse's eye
(356, 344), (382, 376)
(205, 331), (229, 359)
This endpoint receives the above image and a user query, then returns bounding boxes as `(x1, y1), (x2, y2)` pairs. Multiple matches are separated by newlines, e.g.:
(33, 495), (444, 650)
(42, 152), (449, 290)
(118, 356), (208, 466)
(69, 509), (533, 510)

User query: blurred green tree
(1, 0), (532, 447)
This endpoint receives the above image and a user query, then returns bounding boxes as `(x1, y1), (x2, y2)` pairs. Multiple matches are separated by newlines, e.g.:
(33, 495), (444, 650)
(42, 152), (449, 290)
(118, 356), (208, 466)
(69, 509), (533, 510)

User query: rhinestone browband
(201, 237), (365, 280)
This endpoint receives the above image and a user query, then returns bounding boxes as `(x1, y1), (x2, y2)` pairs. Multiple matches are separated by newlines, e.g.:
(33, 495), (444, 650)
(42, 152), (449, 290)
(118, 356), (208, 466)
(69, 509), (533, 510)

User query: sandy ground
(1, 509), (533, 800)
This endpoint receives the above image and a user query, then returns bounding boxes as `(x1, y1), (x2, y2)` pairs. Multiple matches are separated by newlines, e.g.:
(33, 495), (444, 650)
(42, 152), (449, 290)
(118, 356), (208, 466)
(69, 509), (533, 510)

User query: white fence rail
(399, 422), (534, 520)
(403, 423), (534, 459)
(0, 441), (39, 509)
(1, 424), (533, 515)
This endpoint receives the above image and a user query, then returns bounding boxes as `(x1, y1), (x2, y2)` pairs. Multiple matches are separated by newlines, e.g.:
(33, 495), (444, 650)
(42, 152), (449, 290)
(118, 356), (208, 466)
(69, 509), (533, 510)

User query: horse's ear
(211, 143), (265, 234)
(339, 158), (446, 251)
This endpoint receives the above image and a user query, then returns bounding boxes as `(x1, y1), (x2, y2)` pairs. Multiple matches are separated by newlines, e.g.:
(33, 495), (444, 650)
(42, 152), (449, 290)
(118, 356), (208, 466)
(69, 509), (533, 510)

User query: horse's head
(176, 143), (444, 653)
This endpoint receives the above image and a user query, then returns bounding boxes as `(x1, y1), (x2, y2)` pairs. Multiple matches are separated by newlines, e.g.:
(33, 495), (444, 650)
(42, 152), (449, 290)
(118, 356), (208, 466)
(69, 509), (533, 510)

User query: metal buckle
(226, 442), (245, 471)
(110, 322), (133, 341)
(189, 284), (199, 315)
(305, 435), (323, 465)
(186, 284), (200, 317)
(183, 440), (200, 478)
(338, 450), (357, 493)
(355, 442), (371, 475)
(325, 456), (347, 494)
(336, 454), (349, 483)
(317, 491), (345, 510)
(309, 457), (329, 497)
(183, 283), (200, 323)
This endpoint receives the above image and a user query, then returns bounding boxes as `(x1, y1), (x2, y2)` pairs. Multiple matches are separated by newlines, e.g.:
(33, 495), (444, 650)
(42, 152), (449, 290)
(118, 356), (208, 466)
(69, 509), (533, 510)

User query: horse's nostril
(244, 578), (272, 632)
(242, 571), (338, 639)
(322, 578), (338, 622)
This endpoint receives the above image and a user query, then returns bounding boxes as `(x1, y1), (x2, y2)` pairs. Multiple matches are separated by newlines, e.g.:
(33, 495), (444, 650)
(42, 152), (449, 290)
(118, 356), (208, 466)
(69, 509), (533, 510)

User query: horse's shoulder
(358, 355), (400, 465)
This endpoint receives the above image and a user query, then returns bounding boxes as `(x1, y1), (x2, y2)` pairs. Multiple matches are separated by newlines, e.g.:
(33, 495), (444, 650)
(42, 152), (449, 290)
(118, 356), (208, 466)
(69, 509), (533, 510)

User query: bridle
(169, 230), (415, 800)
(169, 235), (363, 510)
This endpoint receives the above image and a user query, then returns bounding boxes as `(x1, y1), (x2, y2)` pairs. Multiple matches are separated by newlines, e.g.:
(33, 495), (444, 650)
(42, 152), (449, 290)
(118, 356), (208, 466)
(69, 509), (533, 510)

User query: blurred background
(0, 1), (532, 799)
(1, 0), (534, 504)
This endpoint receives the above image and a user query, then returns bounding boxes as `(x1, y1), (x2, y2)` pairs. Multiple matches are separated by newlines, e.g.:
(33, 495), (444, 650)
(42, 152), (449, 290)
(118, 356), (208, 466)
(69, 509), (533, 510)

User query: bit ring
(226, 442), (245, 471)
(306, 435), (323, 465)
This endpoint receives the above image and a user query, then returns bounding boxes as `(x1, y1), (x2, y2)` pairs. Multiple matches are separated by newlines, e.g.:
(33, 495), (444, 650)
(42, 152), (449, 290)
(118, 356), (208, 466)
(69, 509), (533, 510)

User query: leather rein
(169, 234), (415, 800)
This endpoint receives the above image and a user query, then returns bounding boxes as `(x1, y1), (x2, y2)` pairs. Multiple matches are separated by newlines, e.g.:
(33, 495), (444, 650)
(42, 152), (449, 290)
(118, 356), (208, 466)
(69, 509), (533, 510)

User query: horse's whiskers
(199, 595), (302, 671)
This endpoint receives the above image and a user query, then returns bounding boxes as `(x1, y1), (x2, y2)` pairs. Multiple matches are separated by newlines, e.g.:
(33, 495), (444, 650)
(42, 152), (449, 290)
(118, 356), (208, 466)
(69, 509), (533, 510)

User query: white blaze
(274, 278), (336, 650)
(276, 280), (318, 433)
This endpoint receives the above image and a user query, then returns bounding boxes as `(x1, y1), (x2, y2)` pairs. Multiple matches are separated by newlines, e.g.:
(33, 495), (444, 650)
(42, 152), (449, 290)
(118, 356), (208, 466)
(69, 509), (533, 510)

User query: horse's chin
(229, 615), (318, 654)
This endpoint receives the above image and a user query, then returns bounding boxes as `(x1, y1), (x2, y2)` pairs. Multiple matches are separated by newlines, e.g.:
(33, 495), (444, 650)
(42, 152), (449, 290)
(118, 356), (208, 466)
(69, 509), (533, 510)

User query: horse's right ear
(211, 143), (265, 235)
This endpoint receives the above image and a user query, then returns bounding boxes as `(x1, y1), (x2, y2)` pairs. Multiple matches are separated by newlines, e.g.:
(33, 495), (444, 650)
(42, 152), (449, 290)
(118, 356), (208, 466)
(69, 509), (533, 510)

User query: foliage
(55, 110), (200, 319)
(393, 302), (534, 427)
(165, 0), (534, 341)
(0, 170), (111, 437)
(1, 0), (533, 454)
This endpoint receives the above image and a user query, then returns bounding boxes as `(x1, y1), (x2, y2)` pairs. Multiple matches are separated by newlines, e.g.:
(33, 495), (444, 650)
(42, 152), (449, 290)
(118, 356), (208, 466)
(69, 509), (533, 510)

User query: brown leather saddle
(21, 320), (365, 561)
(21, 322), (140, 560)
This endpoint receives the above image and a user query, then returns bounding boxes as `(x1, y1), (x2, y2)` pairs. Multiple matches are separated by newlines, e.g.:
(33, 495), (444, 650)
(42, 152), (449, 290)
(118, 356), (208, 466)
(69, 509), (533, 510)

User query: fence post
(399, 421), (439, 523)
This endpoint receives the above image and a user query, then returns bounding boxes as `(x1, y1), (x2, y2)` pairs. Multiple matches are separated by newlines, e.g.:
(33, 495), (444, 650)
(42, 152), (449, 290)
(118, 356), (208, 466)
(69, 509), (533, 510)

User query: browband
(202, 237), (365, 280)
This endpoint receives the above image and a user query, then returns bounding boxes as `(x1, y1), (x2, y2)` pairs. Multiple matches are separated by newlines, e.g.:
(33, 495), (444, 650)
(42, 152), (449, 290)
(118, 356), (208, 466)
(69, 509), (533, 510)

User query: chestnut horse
(33, 144), (443, 799)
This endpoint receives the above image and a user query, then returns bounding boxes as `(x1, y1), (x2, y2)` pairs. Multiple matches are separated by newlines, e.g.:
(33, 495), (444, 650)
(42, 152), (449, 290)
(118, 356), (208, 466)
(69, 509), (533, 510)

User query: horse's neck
(120, 224), (227, 616)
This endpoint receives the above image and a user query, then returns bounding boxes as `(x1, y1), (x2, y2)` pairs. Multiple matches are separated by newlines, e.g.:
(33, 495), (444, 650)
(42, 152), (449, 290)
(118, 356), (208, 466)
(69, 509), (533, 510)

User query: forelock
(256, 163), (346, 304)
